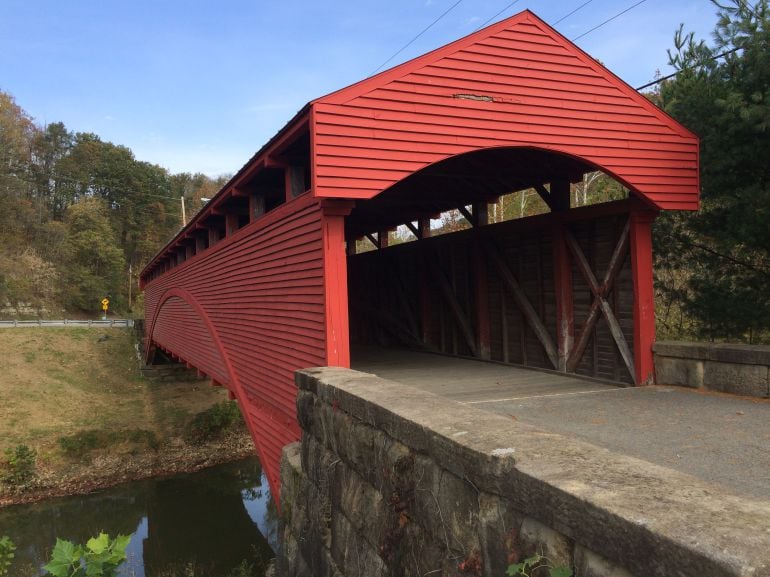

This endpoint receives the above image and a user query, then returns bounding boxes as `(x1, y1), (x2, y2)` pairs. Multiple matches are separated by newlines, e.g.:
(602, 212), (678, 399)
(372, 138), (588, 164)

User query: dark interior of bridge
(344, 146), (638, 385)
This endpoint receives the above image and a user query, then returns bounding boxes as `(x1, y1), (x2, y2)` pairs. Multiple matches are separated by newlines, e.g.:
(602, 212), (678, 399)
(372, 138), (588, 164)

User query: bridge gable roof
(309, 9), (699, 211)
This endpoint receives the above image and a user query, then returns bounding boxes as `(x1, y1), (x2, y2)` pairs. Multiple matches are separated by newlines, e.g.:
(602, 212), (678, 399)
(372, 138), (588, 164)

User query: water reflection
(0, 457), (276, 577)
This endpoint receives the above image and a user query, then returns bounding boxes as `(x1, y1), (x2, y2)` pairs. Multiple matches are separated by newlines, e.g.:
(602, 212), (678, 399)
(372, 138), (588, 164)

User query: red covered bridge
(140, 11), (699, 498)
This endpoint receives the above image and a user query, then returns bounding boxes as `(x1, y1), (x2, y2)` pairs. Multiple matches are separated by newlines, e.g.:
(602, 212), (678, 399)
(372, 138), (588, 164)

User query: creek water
(0, 457), (277, 576)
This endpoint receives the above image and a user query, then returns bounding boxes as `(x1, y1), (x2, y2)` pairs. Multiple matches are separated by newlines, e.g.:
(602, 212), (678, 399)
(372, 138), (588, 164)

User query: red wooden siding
(151, 295), (229, 385)
(312, 10), (699, 211)
(143, 194), (327, 495)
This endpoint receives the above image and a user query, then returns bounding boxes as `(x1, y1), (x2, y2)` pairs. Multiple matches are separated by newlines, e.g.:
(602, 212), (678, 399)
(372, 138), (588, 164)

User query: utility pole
(128, 263), (133, 310)
(180, 196), (187, 226)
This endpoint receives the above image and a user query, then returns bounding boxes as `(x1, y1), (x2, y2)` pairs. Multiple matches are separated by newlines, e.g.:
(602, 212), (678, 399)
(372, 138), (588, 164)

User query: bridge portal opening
(345, 147), (652, 386)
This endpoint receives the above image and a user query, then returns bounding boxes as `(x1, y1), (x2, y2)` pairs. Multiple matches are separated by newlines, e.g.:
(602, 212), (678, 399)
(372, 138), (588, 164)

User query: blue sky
(1, 0), (719, 177)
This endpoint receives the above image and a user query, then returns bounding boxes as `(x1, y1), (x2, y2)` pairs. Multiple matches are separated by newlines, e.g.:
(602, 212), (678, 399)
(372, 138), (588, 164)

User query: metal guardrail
(0, 319), (135, 328)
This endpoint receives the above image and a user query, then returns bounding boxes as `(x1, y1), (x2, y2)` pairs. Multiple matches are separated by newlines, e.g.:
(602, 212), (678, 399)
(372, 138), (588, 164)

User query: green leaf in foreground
(43, 534), (130, 577)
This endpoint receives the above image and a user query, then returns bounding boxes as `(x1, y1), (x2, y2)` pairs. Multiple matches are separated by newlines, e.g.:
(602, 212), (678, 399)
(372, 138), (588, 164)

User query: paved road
(0, 319), (134, 328)
(353, 346), (770, 501)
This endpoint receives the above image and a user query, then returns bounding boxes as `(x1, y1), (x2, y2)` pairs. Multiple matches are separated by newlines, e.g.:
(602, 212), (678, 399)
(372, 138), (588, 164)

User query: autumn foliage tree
(0, 89), (227, 316)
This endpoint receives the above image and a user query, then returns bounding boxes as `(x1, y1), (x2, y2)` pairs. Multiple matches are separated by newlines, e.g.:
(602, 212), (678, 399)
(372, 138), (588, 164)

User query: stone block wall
(654, 341), (770, 398)
(279, 367), (770, 577)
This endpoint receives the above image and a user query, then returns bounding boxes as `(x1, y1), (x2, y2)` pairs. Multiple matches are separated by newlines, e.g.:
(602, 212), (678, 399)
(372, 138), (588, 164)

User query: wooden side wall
(143, 194), (327, 494)
(348, 210), (635, 384)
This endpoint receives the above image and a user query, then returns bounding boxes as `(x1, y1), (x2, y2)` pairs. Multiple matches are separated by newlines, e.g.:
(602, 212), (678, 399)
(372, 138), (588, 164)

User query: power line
(635, 0), (759, 90)
(635, 45), (742, 90)
(474, 0), (521, 31)
(572, 0), (647, 41)
(372, 0), (465, 74)
(552, 0), (594, 26)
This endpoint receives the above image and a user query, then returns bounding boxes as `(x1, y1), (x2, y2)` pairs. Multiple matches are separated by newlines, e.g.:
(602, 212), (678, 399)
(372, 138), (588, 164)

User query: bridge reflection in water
(0, 458), (276, 577)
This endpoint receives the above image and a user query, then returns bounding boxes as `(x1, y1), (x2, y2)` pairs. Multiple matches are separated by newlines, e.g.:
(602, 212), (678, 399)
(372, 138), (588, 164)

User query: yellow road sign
(101, 298), (109, 311)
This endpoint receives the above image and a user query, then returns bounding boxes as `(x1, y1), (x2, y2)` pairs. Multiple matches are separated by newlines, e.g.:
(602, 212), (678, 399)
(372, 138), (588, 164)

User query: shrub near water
(0, 536), (15, 577)
(1, 445), (36, 487)
(58, 429), (159, 458)
(183, 401), (243, 445)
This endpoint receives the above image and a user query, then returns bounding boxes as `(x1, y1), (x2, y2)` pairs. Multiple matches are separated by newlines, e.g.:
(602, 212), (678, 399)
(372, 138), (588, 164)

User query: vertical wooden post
(285, 166), (306, 201)
(226, 213), (239, 237)
(552, 216), (574, 372)
(550, 179), (571, 212)
(418, 217), (432, 344)
(196, 233), (207, 253)
(208, 226), (219, 247)
(418, 217), (431, 240)
(378, 230), (389, 249)
(630, 210), (658, 385)
(550, 179), (573, 372)
(474, 201), (491, 359)
(321, 200), (355, 367)
(472, 201), (489, 226)
(250, 193), (266, 222)
(186, 244), (195, 259)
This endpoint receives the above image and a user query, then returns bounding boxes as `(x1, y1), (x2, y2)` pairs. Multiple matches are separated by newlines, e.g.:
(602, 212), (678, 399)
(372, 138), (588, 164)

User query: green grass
(0, 327), (236, 479)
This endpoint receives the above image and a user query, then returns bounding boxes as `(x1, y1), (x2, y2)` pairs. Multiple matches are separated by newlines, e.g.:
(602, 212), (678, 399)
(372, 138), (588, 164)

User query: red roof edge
(314, 10), (533, 106)
(314, 9), (697, 142)
(141, 104), (312, 278)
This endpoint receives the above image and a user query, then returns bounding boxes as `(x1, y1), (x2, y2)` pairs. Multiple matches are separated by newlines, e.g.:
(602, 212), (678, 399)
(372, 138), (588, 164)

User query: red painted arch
(146, 287), (280, 500)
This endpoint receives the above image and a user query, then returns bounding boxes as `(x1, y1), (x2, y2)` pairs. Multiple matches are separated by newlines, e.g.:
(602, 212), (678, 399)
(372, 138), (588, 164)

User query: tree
(60, 199), (126, 312)
(0, 91), (36, 199)
(31, 122), (73, 219)
(656, 0), (770, 342)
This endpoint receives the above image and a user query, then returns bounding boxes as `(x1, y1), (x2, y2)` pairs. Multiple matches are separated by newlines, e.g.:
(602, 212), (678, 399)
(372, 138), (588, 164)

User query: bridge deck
(351, 346), (770, 501)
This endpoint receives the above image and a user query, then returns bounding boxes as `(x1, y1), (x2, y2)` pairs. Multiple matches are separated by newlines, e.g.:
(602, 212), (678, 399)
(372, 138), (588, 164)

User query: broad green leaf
(112, 535), (130, 556)
(523, 553), (542, 568)
(44, 538), (80, 576)
(53, 538), (77, 562)
(506, 562), (525, 576)
(549, 567), (573, 577)
(86, 533), (108, 555)
(85, 559), (104, 576)
(42, 557), (72, 577)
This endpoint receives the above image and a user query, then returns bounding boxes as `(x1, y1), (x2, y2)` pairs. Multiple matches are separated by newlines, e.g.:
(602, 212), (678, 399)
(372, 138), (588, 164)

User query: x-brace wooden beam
(565, 218), (635, 381)
(457, 205), (475, 226)
(427, 256), (479, 358)
(349, 301), (424, 348)
(483, 238), (559, 369)
(404, 221), (421, 238)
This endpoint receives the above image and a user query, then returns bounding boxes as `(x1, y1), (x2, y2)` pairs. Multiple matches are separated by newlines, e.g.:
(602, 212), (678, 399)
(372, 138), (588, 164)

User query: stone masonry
(279, 367), (770, 577)
(654, 341), (770, 398)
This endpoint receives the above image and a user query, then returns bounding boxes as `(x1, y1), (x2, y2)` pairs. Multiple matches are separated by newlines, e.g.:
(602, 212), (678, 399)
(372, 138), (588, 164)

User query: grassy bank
(0, 327), (254, 506)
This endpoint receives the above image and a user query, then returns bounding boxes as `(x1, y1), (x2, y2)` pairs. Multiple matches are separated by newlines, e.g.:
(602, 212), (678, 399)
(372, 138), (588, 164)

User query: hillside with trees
(0, 92), (228, 316)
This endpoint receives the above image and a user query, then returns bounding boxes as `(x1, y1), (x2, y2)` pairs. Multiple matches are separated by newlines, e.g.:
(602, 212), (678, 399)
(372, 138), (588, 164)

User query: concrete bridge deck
(352, 346), (770, 501)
